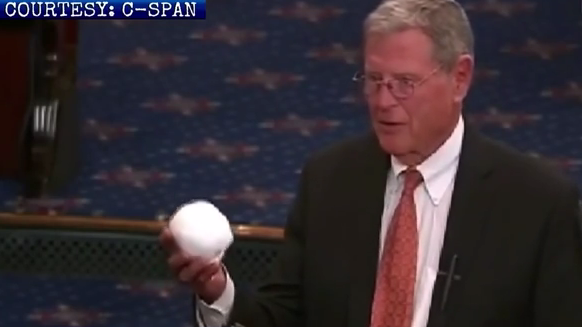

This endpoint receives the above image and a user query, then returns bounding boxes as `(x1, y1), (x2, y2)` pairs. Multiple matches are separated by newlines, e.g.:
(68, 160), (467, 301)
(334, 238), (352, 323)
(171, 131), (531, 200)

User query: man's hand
(159, 227), (227, 304)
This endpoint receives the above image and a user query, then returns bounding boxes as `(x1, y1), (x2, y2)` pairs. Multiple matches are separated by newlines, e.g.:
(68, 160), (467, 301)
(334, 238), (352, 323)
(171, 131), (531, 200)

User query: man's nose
(375, 85), (400, 109)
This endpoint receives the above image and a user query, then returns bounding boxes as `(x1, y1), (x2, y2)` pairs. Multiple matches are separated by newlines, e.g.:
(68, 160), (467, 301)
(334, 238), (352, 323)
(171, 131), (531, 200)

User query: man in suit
(159, 0), (582, 326)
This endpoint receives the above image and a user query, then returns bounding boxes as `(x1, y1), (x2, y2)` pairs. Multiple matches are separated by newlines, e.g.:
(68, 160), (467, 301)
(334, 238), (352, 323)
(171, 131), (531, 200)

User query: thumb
(159, 227), (179, 253)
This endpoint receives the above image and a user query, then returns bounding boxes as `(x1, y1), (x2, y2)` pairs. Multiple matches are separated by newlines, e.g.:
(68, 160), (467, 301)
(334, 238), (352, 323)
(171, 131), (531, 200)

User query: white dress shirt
(197, 116), (465, 327)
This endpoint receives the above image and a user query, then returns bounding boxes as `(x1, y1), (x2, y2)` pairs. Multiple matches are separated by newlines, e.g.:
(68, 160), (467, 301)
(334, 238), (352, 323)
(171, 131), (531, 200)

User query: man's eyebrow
(392, 72), (420, 79)
(364, 70), (420, 79)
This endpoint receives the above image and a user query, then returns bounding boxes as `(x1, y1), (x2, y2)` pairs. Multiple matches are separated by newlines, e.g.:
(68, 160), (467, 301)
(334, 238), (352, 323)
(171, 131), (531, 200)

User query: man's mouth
(379, 121), (404, 126)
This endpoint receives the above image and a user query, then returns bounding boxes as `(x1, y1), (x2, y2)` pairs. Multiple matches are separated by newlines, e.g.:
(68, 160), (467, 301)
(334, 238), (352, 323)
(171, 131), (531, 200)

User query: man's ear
(452, 54), (474, 103)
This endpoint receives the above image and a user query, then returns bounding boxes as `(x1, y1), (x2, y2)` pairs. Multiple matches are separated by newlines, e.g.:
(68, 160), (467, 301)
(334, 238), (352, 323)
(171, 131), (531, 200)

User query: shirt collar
(391, 116), (464, 204)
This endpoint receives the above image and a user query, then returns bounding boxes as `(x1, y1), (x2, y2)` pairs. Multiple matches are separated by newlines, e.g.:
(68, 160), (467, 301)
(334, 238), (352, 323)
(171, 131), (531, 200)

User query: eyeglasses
(352, 66), (440, 99)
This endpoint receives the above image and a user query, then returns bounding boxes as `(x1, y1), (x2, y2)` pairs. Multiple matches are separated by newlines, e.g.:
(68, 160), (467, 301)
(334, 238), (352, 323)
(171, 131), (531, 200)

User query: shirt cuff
(197, 268), (235, 322)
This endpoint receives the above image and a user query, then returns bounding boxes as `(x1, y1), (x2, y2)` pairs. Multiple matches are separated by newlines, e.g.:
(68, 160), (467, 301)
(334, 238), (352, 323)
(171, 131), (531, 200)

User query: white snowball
(169, 200), (233, 261)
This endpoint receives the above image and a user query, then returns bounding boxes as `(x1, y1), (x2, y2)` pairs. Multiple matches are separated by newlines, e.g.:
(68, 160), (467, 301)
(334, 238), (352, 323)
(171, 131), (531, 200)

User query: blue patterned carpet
(0, 273), (193, 327)
(0, 0), (580, 227)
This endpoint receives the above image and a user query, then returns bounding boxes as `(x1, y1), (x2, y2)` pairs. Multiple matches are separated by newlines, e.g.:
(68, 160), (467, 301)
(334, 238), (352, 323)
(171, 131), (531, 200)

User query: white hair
(364, 0), (475, 71)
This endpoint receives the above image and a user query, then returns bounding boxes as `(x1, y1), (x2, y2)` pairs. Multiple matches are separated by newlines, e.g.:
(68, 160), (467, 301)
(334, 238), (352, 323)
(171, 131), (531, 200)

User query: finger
(168, 252), (189, 269)
(178, 257), (206, 283)
(159, 227), (179, 252)
(196, 262), (221, 284)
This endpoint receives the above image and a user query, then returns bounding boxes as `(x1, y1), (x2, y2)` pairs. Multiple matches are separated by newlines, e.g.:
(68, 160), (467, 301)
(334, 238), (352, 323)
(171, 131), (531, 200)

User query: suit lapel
(428, 126), (498, 327)
(346, 133), (390, 327)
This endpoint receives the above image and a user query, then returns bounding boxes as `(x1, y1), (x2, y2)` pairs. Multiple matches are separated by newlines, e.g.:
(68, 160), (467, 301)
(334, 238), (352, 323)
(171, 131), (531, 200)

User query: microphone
(438, 254), (461, 310)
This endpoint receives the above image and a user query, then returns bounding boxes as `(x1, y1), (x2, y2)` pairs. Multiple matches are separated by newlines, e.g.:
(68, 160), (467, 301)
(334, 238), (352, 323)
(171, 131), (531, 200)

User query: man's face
(363, 28), (472, 158)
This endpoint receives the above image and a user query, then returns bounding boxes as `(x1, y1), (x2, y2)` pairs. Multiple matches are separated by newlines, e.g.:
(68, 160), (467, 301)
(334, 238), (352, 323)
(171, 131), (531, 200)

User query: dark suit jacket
(223, 127), (582, 327)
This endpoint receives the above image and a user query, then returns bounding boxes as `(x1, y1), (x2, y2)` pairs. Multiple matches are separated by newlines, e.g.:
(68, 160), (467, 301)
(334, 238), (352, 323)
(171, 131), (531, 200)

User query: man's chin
(377, 139), (412, 156)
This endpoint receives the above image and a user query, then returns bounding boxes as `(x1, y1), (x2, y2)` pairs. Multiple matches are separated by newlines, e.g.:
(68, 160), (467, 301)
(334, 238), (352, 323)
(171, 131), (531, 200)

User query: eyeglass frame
(352, 66), (441, 100)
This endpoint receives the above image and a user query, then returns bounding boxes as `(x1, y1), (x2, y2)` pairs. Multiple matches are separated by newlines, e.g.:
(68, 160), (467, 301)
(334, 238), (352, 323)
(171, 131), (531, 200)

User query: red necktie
(370, 168), (423, 327)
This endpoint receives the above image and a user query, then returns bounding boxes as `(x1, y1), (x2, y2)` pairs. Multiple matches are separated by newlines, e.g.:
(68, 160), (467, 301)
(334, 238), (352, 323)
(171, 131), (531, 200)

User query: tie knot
(402, 168), (423, 195)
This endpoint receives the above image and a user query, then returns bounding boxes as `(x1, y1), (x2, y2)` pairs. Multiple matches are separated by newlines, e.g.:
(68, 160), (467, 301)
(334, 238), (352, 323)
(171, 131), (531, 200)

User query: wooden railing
(0, 213), (285, 240)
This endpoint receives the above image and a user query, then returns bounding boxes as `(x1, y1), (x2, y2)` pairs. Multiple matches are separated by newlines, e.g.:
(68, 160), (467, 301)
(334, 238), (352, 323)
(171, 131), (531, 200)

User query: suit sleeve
(534, 183), (582, 326)
(223, 161), (312, 327)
